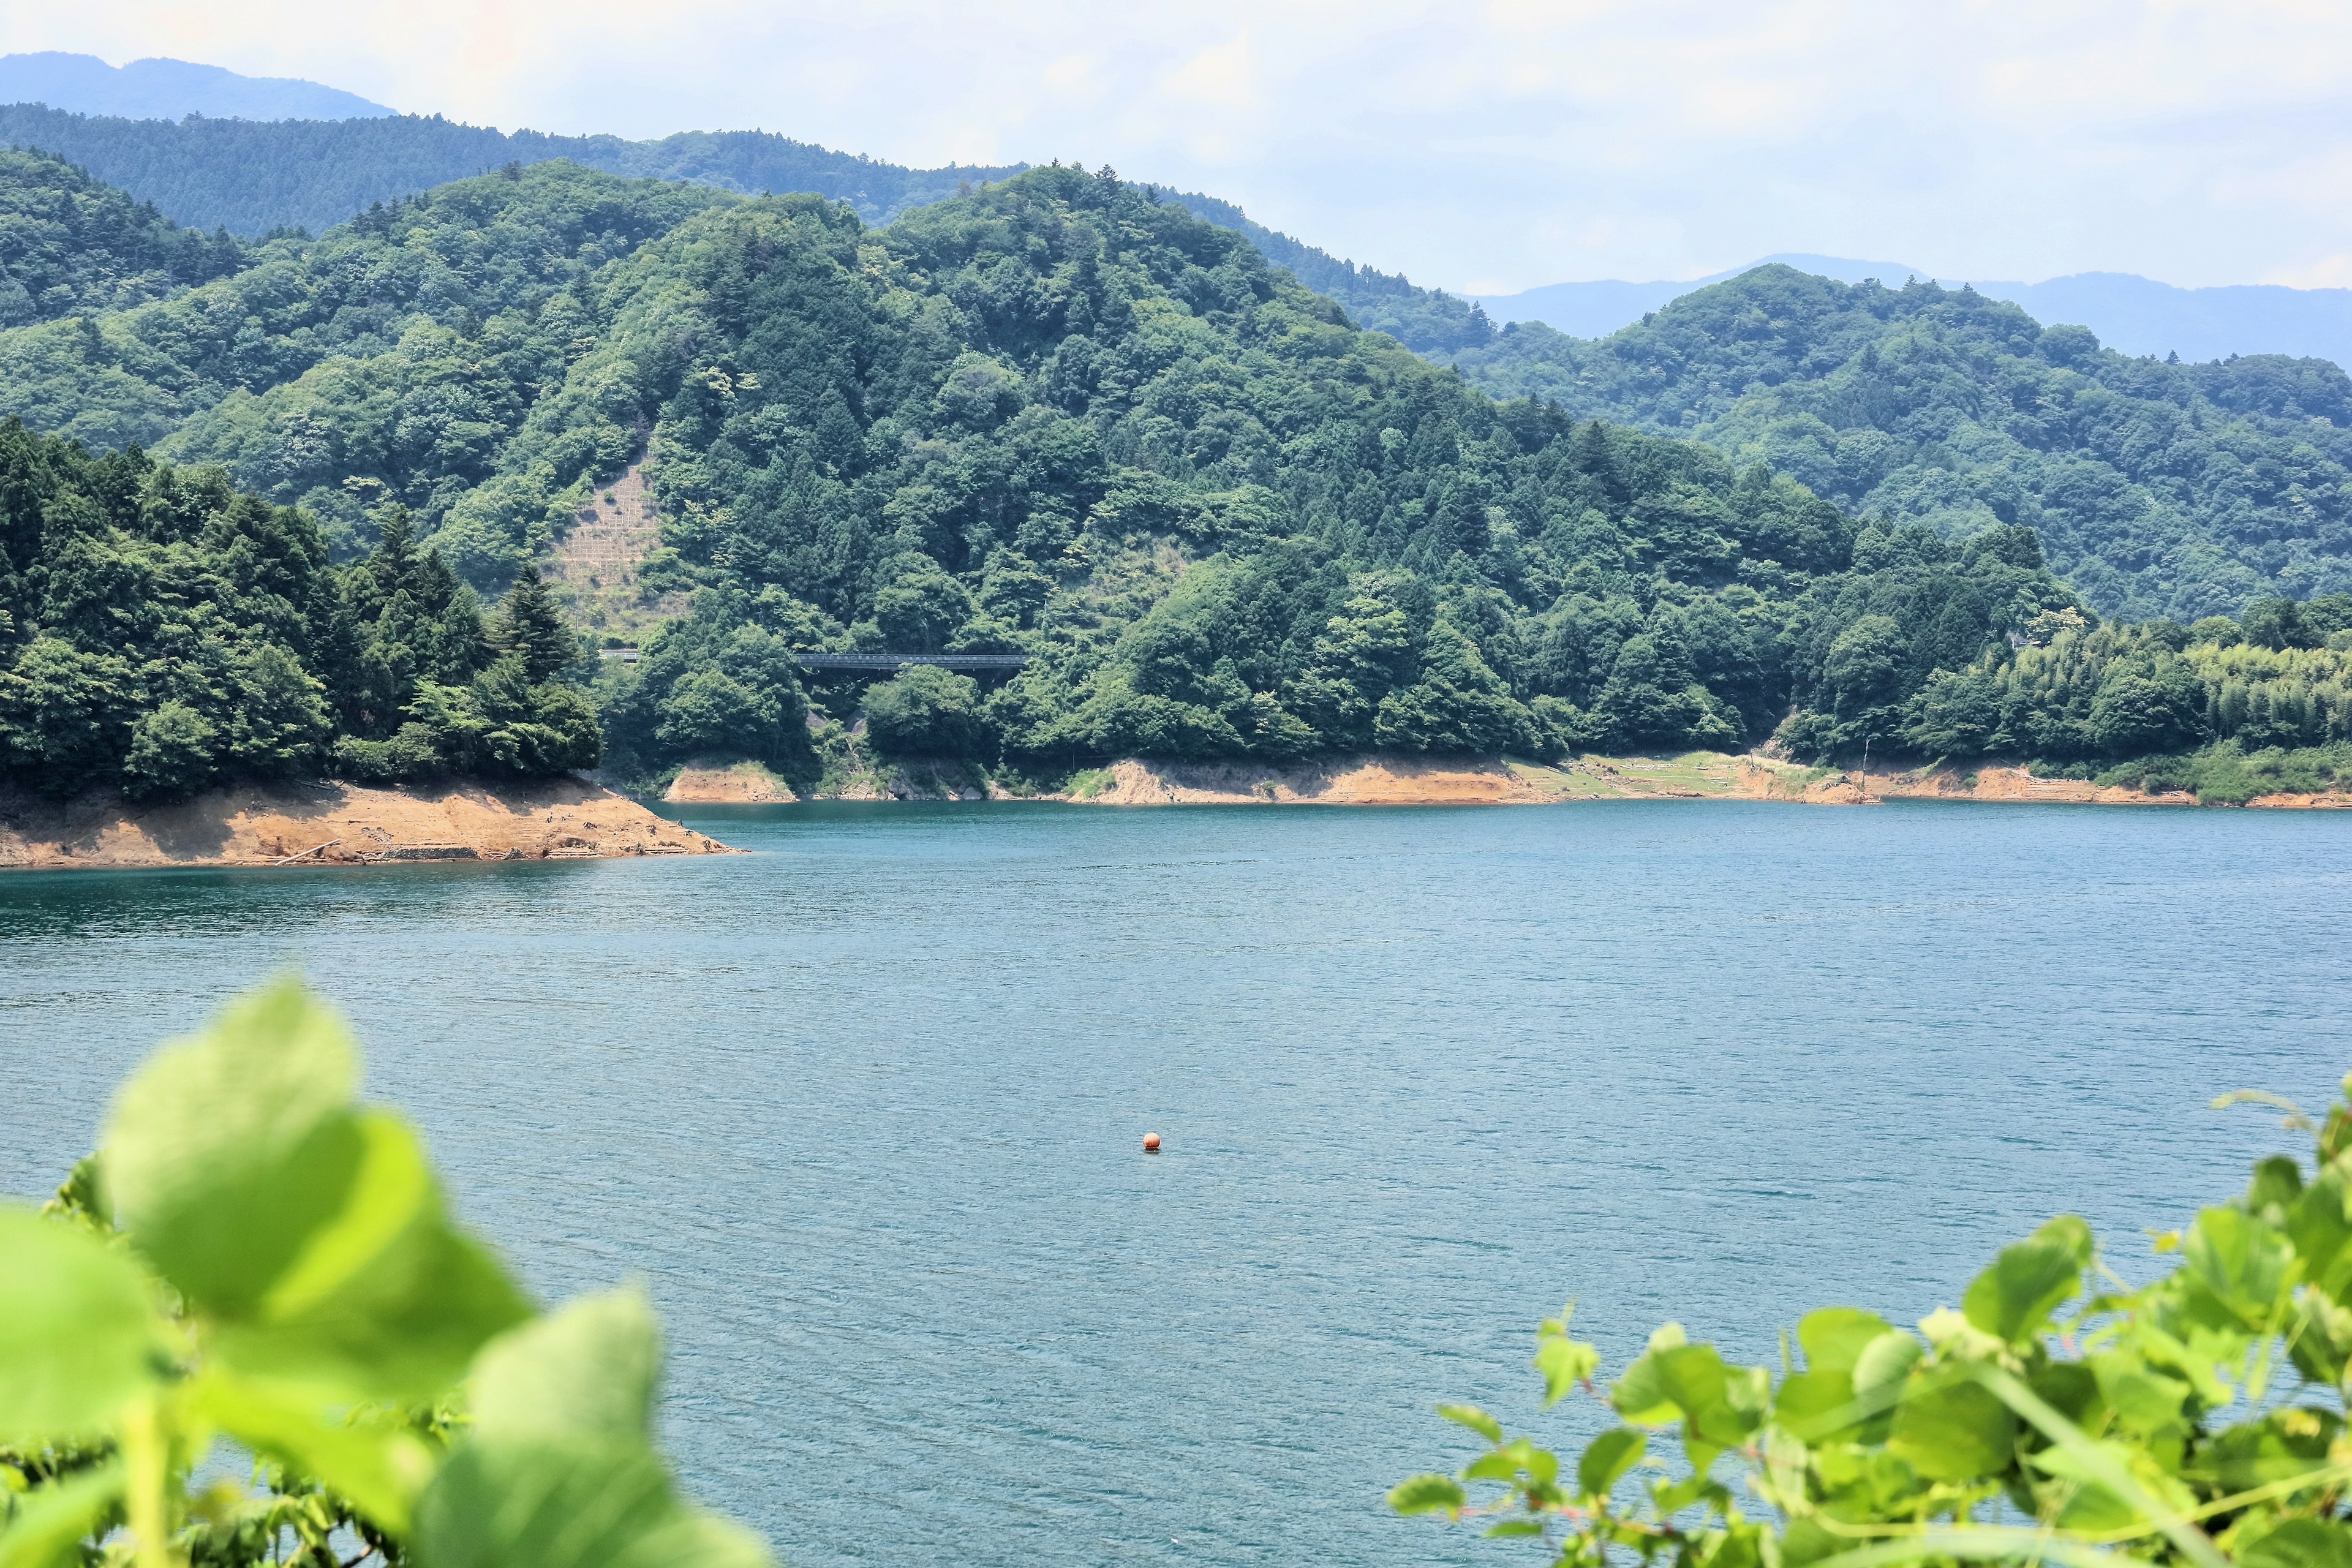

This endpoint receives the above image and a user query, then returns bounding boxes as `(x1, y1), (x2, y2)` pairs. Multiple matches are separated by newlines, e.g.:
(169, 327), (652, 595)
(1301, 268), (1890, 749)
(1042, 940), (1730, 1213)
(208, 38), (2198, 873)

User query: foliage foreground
(1394, 1084), (2352, 1568)
(0, 980), (769, 1568)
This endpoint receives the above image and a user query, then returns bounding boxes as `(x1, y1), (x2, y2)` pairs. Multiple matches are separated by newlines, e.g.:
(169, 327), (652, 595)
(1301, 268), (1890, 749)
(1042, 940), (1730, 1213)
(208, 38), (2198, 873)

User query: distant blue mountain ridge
(1471, 254), (2352, 369)
(0, 52), (392, 122)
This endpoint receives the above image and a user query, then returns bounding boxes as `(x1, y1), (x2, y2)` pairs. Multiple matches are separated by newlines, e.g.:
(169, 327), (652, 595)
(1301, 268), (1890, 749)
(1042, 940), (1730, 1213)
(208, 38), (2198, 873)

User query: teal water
(3, 800), (2350, 1565)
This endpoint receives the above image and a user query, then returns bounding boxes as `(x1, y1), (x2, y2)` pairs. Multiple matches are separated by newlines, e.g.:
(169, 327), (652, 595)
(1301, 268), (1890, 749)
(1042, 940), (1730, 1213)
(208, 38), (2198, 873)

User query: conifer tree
(492, 566), (577, 684)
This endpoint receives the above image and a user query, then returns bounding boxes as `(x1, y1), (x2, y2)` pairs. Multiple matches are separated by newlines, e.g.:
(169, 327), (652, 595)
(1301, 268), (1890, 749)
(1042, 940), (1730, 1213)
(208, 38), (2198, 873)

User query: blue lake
(3, 799), (2349, 1565)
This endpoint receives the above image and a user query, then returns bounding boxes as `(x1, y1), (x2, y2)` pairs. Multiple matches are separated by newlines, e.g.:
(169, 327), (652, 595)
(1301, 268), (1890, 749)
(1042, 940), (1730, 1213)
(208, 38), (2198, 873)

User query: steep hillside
(0, 107), (1494, 361)
(8, 154), (2348, 793)
(1167, 189), (1494, 355)
(1449, 266), (2352, 619)
(0, 144), (246, 323)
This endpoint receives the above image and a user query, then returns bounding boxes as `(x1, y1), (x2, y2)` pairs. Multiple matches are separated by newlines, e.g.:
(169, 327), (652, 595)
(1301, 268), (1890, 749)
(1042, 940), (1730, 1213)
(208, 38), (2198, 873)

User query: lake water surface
(3, 799), (2349, 1566)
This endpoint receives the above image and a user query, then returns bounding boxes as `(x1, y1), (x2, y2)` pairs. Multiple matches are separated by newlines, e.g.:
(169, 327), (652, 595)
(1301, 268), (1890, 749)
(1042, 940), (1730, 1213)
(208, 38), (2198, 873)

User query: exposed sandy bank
(663, 760), (797, 804)
(1072, 755), (1540, 805)
(1056, 754), (2352, 809)
(0, 778), (736, 872)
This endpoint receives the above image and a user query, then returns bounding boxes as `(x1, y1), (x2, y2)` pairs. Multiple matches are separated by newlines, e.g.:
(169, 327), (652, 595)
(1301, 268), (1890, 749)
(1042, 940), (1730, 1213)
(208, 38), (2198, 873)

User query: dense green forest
(2, 151), (2351, 796)
(0, 423), (597, 799)
(1167, 189), (1496, 354)
(0, 144), (244, 323)
(1448, 266), (2352, 620)
(0, 107), (1494, 357)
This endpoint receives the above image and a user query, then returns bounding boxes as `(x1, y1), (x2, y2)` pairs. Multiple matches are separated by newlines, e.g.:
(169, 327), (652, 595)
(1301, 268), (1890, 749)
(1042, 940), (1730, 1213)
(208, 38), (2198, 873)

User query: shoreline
(658, 752), (2352, 810)
(0, 777), (737, 873)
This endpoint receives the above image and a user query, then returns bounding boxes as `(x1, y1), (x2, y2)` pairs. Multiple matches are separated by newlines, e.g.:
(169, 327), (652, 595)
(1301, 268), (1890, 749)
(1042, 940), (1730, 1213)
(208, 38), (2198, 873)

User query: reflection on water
(4, 800), (2349, 1567)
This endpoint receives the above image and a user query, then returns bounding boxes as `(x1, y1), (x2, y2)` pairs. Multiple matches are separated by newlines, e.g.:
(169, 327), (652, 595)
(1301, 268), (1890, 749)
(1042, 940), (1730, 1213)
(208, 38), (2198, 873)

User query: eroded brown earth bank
(0, 777), (736, 872)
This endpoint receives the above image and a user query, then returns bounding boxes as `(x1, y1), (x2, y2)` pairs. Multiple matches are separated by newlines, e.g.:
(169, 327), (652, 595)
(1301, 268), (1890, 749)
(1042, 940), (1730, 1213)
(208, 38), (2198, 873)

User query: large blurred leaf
(2240, 1518), (2352, 1568)
(472, 1288), (662, 1443)
(192, 1370), (437, 1533)
(1796, 1308), (1891, 1373)
(1887, 1372), (2015, 1481)
(2187, 1410), (2341, 1492)
(1962, 1233), (2082, 1344)
(106, 982), (530, 1401)
(2288, 1163), (2352, 1300)
(413, 1436), (770, 1568)
(1387, 1474), (1466, 1517)
(104, 978), (361, 1313)
(208, 1110), (530, 1401)
(1575, 1428), (1645, 1498)
(0, 1463), (126, 1568)
(0, 1207), (164, 1444)
(2182, 1205), (2296, 1328)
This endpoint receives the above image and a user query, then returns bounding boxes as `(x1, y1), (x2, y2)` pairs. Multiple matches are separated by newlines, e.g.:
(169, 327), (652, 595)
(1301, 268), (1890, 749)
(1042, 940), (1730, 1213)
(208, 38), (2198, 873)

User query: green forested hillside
(0, 107), (1495, 359)
(1167, 189), (1496, 354)
(7, 154), (2352, 795)
(1448, 266), (2352, 620)
(0, 143), (244, 323)
(0, 164), (736, 542)
(0, 424), (597, 799)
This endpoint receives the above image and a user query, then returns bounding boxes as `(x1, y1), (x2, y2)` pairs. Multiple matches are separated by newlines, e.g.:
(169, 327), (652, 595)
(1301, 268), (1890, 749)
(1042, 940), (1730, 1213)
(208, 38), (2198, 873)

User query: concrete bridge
(794, 653), (1031, 672)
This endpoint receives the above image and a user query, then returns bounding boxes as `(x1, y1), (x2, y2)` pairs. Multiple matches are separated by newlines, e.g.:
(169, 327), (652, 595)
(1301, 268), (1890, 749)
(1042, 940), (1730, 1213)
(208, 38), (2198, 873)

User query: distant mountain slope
(1476, 254), (1924, 338)
(0, 143), (247, 323)
(0, 52), (391, 121)
(1450, 265), (2352, 617)
(0, 105), (1023, 236)
(1165, 190), (1495, 355)
(1475, 255), (2352, 368)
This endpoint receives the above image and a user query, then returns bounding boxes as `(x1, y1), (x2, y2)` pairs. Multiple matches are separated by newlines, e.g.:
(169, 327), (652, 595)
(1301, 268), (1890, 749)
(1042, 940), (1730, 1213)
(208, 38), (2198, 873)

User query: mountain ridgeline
(0, 105), (1494, 357)
(1447, 266), (2352, 620)
(0, 151), (2346, 801)
(0, 102), (1026, 237)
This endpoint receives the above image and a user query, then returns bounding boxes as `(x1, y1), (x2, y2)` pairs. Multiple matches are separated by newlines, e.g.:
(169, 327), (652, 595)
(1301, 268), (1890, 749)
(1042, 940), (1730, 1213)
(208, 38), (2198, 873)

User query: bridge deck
(796, 652), (1031, 671)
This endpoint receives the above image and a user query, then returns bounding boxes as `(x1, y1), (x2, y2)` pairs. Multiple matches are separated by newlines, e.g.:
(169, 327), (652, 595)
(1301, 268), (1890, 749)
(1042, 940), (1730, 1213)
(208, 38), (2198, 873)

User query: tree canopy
(0, 423), (596, 799)
(1449, 266), (2352, 620)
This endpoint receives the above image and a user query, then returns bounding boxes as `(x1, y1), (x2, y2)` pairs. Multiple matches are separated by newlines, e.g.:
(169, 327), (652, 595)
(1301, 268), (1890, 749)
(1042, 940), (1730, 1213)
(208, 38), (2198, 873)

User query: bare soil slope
(0, 778), (734, 872)
(542, 459), (688, 646)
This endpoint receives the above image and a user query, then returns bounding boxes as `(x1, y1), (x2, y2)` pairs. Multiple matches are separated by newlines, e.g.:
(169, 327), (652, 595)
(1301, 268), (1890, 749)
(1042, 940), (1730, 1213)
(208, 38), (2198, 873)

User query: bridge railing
(594, 650), (1032, 672)
(794, 653), (1031, 671)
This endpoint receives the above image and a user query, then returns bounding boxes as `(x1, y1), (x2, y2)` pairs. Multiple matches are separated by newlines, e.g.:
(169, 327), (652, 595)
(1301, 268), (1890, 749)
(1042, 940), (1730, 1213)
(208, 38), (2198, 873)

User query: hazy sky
(7, 1), (2351, 294)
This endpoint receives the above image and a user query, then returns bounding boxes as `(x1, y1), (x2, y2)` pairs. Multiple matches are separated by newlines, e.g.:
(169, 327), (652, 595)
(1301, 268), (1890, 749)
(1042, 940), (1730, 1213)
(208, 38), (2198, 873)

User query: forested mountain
(0, 105), (1023, 237)
(0, 106), (1494, 360)
(0, 145), (246, 324)
(1167, 190), (1495, 355)
(0, 424), (597, 799)
(1449, 266), (2352, 620)
(1, 153), (2346, 799)
(1474, 256), (2352, 367)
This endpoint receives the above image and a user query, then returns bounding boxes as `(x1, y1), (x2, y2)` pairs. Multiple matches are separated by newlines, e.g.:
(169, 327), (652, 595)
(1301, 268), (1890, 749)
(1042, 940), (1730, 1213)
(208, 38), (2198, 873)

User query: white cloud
(7, 0), (2351, 292)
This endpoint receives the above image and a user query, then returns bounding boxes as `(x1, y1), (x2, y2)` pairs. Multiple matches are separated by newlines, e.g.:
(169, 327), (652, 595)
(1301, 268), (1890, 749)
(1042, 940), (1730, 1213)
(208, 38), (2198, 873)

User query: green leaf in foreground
(0, 1464), (127, 1568)
(103, 976), (360, 1313)
(1386, 1473), (1466, 1517)
(1575, 1427), (1646, 1499)
(105, 981), (530, 1401)
(0, 1206), (163, 1444)
(470, 1289), (662, 1444)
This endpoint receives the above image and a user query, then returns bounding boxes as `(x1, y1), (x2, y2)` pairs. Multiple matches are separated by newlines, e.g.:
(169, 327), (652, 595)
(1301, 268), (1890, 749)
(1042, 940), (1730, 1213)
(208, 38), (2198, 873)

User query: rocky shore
(0, 777), (736, 872)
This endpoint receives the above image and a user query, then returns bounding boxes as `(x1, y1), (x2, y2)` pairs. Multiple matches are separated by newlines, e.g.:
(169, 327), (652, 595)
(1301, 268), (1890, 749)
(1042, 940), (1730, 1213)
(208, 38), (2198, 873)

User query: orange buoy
(1142, 1131), (1162, 1153)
